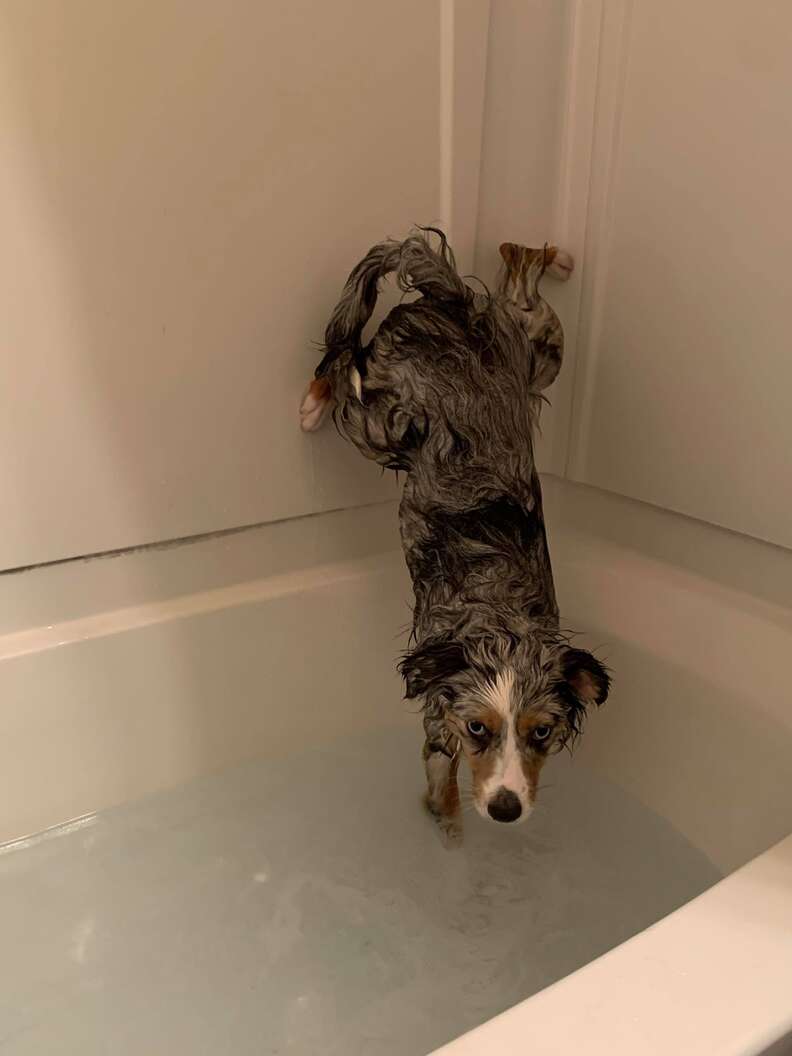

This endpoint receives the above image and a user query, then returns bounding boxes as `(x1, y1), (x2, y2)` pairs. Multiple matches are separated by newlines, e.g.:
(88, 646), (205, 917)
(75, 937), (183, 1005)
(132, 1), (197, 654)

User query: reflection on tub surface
(0, 727), (720, 1055)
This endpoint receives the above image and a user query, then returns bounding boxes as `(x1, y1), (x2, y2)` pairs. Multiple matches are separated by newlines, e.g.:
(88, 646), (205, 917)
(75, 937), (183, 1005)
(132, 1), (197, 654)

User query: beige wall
(4, 0), (791, 568)
(474, 0), (574, 475)
(480, 0), (792, 554)
(0, 1), (489, 571)
(565, 0), (792, 550)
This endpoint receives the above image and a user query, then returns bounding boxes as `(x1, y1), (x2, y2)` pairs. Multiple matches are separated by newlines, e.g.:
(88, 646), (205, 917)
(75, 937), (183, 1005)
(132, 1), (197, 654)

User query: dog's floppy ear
(557, 648), (610, 744)
(562, 648), (610, 707)
(399, 635), (466, 700)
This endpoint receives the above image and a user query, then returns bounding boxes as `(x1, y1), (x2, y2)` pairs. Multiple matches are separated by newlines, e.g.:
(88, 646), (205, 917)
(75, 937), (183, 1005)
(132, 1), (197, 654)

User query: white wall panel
(565, 0), (792, 549)
(474, 0), (575, 474)
(0, 0), (489, 569)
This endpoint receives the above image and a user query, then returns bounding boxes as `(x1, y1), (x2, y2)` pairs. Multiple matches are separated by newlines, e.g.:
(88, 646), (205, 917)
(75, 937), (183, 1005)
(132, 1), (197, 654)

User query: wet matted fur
(300, 229), (609, 841)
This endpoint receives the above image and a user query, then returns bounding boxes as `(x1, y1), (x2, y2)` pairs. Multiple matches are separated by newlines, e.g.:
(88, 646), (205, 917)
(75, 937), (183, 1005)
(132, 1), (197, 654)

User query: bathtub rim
(430, 831), (792, 1056)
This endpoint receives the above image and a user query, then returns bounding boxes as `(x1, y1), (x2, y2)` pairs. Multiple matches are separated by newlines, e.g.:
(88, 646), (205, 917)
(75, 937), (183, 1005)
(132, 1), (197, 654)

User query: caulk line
(0, 500), (396, 579)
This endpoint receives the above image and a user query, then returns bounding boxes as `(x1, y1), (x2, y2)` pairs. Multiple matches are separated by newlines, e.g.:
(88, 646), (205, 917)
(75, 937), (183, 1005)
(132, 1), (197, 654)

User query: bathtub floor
(0, 726), (720, 1055)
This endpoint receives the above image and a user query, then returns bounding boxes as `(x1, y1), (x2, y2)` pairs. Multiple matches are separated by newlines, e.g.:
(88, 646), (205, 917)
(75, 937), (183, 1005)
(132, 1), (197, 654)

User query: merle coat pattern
(304, 230), (609, 839)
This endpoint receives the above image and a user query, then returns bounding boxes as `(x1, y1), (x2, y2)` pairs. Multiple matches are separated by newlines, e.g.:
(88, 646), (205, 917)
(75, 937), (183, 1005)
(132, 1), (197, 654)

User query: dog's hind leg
(299, 376), (334, 432)
(498, 242), (573, 391)
(422, 727), (463, 847)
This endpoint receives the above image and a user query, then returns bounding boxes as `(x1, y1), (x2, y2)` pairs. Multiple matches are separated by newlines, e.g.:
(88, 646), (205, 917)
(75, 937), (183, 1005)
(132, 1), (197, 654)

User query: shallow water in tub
(0, 726), (720, 1055)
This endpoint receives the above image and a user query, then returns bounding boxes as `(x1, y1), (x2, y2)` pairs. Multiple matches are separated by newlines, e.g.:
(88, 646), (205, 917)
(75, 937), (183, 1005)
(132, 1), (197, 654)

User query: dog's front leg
(422, 738), (462, 847)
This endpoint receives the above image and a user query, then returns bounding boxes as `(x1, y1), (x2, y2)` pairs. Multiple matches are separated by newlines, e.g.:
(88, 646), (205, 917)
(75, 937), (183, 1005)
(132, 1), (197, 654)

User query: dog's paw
(438, 819), (464, 850)
(299, 377), (333, 432)
(423, 794), (464, 850)
(546, 247), (574, 282)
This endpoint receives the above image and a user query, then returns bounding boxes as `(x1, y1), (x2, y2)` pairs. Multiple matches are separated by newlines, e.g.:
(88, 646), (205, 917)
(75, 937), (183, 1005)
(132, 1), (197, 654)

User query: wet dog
(300, 230), (609, 842)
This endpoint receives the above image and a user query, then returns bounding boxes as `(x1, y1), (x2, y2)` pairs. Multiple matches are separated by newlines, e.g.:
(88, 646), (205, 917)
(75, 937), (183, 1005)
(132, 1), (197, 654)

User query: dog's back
(306, 229), (568, 638)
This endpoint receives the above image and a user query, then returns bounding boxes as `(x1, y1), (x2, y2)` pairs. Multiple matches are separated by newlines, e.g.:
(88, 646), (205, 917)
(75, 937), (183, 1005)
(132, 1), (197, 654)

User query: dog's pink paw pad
(299, 377), (333, 432)
(546, 248), (574, 281)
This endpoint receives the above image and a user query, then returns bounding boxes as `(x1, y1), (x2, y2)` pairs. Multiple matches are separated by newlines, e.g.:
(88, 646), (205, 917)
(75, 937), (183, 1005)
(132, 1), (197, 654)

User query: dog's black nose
(487, 788), (522, 823)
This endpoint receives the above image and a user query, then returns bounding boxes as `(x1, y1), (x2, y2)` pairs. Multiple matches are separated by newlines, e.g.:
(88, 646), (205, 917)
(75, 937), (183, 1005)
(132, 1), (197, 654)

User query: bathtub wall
(557, 0), (792, 550)
(0, 504), (411, 845)
(4, 0), (791, 563)
(473, 0), (574, 474)
(479, 0), (792, 553)
(543, 477), (792, 875)
(0, 0), (489, 571)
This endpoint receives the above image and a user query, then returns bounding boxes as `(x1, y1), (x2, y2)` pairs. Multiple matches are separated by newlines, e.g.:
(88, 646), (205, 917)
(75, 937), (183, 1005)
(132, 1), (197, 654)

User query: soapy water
(0, 726), (720, 1055)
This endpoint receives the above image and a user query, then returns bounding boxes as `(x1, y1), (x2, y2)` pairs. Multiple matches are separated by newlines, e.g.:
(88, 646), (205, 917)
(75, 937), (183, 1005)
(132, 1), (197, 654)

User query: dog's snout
(487, 788), (522, 823)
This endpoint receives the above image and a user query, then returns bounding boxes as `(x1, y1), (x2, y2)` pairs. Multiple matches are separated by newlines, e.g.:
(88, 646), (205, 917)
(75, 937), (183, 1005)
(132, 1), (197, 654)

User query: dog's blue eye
(532, 725), (552, 742)
(467, 720), (488, 738)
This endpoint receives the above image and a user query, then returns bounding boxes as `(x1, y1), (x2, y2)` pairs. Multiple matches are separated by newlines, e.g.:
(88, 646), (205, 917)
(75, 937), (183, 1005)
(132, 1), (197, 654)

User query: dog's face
(401, 636), (609, 824)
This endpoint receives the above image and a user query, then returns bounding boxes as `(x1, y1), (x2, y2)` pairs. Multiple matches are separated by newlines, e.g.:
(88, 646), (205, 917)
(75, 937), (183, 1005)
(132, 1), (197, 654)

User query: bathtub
(1, 483), (791, 1054)
(436, 478), (792, 1056)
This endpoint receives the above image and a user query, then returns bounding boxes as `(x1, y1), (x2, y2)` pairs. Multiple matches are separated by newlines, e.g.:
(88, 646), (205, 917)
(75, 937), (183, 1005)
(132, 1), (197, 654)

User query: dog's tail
(314, 227), (470, 378)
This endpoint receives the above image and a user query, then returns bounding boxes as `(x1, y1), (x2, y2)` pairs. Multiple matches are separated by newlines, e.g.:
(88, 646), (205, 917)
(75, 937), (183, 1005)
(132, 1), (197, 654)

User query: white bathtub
(1, 483), (791, 1054)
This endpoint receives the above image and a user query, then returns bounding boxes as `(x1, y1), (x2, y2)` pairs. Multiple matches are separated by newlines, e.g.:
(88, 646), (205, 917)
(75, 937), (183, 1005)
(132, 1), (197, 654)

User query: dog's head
(400, 633), (609, 824)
